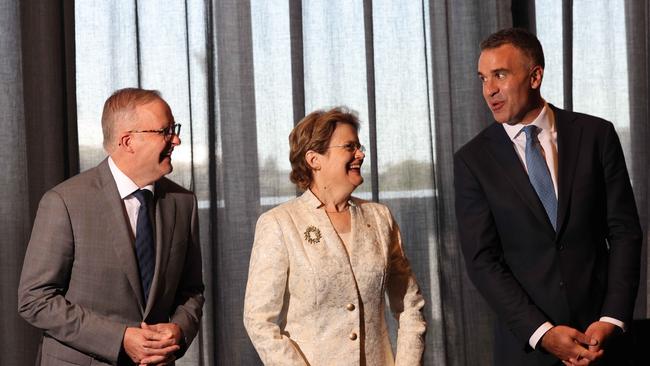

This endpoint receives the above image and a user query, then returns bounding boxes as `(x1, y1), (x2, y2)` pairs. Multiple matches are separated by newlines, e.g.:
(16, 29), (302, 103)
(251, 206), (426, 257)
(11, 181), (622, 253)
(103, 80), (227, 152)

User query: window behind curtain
(536, 0), (631, 161)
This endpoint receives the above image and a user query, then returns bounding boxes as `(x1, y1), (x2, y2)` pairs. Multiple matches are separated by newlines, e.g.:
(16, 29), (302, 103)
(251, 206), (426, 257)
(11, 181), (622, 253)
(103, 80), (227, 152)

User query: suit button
(559, 281), (565, 287)
(346, 303), (355, 311)
(349, 332), (358, 340)
(558, 243), (565, 251)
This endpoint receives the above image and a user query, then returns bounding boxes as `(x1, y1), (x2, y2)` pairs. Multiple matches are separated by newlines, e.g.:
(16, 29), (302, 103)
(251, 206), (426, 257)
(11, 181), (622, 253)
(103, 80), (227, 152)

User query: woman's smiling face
(317, 123), (365, 191)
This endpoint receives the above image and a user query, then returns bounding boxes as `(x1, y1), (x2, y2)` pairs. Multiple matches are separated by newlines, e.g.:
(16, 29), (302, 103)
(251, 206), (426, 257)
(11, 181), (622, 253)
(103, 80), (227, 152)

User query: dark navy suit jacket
(454, 105), (642, 365)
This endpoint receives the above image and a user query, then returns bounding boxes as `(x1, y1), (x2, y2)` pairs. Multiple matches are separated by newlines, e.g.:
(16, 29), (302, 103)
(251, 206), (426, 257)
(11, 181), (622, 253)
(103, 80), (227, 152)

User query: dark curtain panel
(0, 0), (77, 364)
(210, 0), (262, 364)
(0, 1), (37, 364)
(428, 1), (511, 365)
(625, 0), (649, 319)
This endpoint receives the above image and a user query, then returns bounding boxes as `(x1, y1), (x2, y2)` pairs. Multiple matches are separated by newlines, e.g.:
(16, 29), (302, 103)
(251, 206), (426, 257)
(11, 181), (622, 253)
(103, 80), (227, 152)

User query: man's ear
(118, 133), (135, 153)
(530, 65), (544, 90)
(305, 150), (321, 171)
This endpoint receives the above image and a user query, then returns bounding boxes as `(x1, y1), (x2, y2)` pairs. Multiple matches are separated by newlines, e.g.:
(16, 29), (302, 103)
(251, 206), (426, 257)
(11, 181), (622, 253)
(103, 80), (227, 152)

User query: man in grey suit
(18, 88), (205, 365)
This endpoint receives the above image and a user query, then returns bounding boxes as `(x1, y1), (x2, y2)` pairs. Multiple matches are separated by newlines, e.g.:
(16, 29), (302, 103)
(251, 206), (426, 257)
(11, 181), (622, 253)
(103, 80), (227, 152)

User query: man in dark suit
(18, 88), (204, 365)
(454, 28), (642, 365)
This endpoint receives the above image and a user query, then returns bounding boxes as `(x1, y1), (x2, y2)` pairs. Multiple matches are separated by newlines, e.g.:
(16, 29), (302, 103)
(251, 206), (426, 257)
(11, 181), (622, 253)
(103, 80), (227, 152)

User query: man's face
(478, 43), (542, 125)
(130, 99), (180, 181)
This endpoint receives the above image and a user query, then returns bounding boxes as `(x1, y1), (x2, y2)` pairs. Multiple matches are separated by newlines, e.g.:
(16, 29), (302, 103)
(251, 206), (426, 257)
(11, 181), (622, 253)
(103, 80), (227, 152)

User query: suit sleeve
(454, 152), (548, 349)
(599, 122), (642, 322)
(243, 212), (309, 366)
(170, 195), (205, 356)
(17, 190), (127, 362)
(384, 208), (427, 365)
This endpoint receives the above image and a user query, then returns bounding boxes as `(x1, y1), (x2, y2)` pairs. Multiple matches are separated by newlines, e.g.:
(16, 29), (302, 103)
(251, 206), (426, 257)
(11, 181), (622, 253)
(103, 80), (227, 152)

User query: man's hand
(541, 325), (602, 365)
(141, 322), (183, 345)
(138, 322), (184, 365)
(584, 321), (619, 353)
(123, 326), (181, 365)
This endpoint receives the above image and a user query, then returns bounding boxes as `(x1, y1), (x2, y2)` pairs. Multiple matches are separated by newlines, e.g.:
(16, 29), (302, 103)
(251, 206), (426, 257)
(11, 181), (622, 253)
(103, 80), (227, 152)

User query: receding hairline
(101, 88), (166, 151)
(479, 28), (545, 69)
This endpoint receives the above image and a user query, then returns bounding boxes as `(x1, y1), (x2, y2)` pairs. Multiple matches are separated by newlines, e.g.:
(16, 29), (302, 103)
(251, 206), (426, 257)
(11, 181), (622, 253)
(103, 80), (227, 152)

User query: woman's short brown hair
(289, 107), (360, 190)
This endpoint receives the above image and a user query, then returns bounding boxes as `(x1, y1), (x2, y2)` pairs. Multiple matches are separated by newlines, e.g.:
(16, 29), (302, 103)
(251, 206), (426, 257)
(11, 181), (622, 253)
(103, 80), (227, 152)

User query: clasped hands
(123, 322), (183, 366)
(541, 321), (618, 366)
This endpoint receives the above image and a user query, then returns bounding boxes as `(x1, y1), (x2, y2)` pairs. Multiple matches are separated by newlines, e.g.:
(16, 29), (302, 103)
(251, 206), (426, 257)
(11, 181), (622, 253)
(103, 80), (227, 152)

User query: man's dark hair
(480, 28), (545, 69)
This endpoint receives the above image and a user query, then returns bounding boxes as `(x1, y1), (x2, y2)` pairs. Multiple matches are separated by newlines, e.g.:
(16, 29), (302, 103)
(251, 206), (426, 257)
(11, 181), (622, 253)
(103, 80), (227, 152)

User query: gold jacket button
(346, 303), (355, 311)
(349, 332), (358, 340)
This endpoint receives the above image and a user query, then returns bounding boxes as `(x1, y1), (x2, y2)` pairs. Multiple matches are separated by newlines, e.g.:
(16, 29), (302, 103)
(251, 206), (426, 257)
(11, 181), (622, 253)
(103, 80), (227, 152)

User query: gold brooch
(304, 226), (322, 245)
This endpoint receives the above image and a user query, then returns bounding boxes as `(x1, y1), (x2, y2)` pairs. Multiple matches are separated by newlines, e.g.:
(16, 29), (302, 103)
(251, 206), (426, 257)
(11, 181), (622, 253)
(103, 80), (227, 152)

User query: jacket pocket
(41, 336), (93, 366)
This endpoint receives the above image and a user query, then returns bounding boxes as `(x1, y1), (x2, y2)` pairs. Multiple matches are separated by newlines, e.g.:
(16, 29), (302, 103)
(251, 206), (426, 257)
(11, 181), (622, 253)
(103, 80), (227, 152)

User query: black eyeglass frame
(126, 123), (181, 139)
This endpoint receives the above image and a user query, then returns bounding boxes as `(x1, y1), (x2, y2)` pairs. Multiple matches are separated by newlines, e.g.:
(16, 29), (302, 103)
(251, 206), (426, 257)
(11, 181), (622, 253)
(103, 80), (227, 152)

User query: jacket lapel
(552, 105), (582, 236)
(145, 182), (176, 315)
(298, 190), (358, 273)
(97, 160), (146, 310)
(347, 203), (380, 267)
(483, 123), (556, 237)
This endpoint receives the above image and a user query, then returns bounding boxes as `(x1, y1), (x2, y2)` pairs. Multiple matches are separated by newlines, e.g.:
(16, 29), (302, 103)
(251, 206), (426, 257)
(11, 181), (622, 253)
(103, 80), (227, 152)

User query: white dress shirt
(501, 103), (624, 349)
(502, 103), (559, 197)
(107, 157), (155, 237)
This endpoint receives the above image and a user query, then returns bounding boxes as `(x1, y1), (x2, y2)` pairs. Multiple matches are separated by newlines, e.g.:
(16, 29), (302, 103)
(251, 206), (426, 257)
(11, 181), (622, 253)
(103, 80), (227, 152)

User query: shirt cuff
(600, 316), (626, 332)
(529, 321), (554, 349)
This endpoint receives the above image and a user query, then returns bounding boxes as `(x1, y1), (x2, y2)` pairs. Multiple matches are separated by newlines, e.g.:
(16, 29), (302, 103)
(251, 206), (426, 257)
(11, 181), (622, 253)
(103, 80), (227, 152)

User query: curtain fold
(210, 0), (262, 364)
(428, 1), (511, 365)
(21, 0), (78, 216)
(1, 0), (78, 364)
(625, 0), (649, 319)
(0, 1), (38, 365)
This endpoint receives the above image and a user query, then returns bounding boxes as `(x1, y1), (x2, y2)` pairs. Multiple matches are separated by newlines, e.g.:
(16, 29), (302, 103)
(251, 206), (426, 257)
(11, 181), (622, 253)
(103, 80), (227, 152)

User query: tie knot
(521, 125), (539, 141)
(132, 189), (152, 205)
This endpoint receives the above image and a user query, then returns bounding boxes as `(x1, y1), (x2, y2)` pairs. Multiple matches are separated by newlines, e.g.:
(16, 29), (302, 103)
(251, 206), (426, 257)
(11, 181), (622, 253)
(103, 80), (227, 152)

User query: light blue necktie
(133, 189), (155, 304)
(522, 125), (557, 230)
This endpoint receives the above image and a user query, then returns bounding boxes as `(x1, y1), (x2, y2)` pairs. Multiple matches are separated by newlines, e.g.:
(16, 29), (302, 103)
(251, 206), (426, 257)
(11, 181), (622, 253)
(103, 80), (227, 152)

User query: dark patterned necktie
(522, 125), (557, 230)
(132, 189), (155, 304)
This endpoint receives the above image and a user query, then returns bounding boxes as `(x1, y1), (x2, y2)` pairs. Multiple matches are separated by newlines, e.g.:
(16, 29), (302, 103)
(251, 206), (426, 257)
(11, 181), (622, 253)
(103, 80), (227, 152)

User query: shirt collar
(502, 101), (555, 141)
(107, 157), (155, 199)
(299, 188), (357, 209)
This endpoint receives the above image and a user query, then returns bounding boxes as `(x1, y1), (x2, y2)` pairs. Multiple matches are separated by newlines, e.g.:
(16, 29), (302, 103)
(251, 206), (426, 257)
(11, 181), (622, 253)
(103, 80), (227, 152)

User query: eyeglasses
(327, 142), (366, 153)
(127, 123), (181, 140)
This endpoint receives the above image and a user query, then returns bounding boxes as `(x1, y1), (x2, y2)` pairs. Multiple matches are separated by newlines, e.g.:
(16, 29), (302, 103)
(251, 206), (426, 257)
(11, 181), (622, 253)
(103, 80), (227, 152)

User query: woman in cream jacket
(243, 107), (426, 365)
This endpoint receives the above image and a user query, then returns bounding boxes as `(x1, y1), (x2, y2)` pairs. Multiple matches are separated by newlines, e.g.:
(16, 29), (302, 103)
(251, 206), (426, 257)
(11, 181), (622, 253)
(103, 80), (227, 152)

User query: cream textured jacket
(244, 190), (426, 366)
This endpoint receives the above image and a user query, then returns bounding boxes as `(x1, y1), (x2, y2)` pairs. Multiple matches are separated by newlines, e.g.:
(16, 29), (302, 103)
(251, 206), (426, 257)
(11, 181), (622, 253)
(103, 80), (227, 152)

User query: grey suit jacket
(18, 159), (204, 366)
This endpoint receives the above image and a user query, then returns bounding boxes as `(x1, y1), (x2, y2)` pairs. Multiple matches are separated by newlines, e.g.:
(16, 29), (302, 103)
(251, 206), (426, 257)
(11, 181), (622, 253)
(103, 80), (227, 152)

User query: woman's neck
(310, 184), (351, 213)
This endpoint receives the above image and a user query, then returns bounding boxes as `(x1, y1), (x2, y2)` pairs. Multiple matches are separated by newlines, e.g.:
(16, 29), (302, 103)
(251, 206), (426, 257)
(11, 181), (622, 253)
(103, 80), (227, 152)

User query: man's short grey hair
(101, 88), (162, 151)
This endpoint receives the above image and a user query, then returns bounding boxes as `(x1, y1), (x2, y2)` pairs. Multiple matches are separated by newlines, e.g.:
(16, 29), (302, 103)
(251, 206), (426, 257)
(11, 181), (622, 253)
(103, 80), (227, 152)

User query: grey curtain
(0, 2), (35, 365)
(429, 2), (511, 365)
(0, 0), (77, 365)
(3, 0), (649, 365)
(625, 0), (649, 319)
